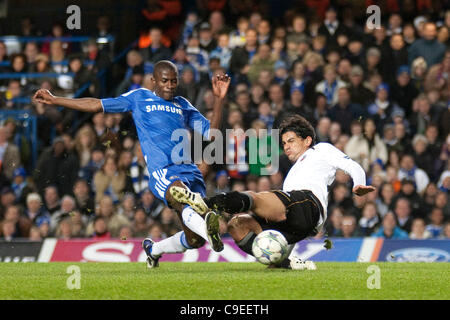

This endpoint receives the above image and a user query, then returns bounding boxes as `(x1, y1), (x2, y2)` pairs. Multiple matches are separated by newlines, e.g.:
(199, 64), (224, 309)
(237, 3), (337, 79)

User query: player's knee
(186, 236), (205, 248)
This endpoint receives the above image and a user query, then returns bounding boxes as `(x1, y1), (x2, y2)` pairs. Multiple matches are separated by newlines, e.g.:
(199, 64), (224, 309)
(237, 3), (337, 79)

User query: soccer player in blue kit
(33, 60), (231, 268)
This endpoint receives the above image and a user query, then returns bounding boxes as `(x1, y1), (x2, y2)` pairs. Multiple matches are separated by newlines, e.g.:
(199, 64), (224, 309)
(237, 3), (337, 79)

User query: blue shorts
(148, 164), (206, 205)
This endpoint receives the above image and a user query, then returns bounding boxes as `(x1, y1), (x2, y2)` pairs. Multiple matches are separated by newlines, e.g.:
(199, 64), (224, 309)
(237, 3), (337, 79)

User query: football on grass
(252, 230), (289, 265)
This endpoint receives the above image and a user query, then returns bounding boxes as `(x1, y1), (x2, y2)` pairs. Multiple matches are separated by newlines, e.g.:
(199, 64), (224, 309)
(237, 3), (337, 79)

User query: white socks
(150, 206), (209, 257)
(151, 231), (191, 257)
(181, 206), (209, 242)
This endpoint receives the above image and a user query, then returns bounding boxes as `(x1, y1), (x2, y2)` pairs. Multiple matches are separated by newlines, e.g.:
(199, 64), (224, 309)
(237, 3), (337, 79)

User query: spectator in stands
(3, 205), (31, 238)
(24, 192), (50, 227)
(409, 94), (441, 136)
(325, 206), (344, 237)
(34, 136), (79, 196)
(90, 216), (110, 239)
(9, 53), (28, 75)
(89, 195), (130, 238)
(24, 42), (39, 67)
(0, 126), (21, 181)
(92, 15), (115, 54)
(229, 28), (258, 80)
(78, 145), (104, 183)
(327, 87), (365, 135)
(131, 207), (151, 238)
(50, 194), (76, 232)
(1, 220), (16, 241)
(159, 206), (181, 237)
(410, 56), (427, 92)
(425, 50), (450, 99)
(229, 16), (249, 49)
(72, 178), (94, 218)
(426, 207), (445, 238)
(392, 197), (414, 233)
(74, 125), (97, 169)
(49, 40), (67, 74)
(28, 226), (42, 241)
(55, 218), (73, 240)
(409, 218), (432, 239)
(247, 44), (276, 85)
(117, 192), (136, 221)
(11, 167), (33, 207)
(348, 65), (374, 108)
(43, 185), (60, 215)
(408, 22), (446, 68)
(139, 188), (164, 219)
(93, 155), (131, 204)
(398, 154), (430, 194)
(344, 118), (388, 172)
(148, 222), (165, 240)
(390, 65), (419, 117)
(315, 64), (346, 106)
(336, 215), (362, 238)
(376, 182), (396, 218)
(372, 211), (409, 239)
(68, 54), (98, 97)
(368, 83), (403, 133)
(358, 201), (381, 236)
(210, 32), (233, 71)
(318, 6), (350, 47)
(119, 225), (133, 240)
(141, 27), (172, 64)
(116, 65), (145, 96)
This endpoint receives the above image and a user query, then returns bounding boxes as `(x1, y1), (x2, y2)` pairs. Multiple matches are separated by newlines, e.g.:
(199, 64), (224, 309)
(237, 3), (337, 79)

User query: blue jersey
(101, 88), (210, 172)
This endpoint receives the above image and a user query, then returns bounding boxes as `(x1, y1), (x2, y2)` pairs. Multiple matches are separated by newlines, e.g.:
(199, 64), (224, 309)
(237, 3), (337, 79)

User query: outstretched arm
(33, 89), (103, 113)
(326, 144), (376, 197)
(209, 73), (231, 132)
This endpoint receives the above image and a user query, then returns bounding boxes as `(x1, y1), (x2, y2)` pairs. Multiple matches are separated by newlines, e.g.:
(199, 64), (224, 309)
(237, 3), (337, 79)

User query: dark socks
(205, 191), (253, 214)
(237, 231), (257, 255)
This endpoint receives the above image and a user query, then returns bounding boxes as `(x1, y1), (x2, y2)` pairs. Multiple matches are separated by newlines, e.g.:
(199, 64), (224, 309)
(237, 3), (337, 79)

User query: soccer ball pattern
(252, 230), (289, 265)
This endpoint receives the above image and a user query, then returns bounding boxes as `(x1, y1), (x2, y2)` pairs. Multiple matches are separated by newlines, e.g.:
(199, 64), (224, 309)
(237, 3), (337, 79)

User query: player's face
(281, 131), (311, 162)
(152, 68), (178, 101)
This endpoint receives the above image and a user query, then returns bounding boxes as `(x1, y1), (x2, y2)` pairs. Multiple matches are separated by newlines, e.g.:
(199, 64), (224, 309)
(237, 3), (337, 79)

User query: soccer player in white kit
(172, 115), (375, 268)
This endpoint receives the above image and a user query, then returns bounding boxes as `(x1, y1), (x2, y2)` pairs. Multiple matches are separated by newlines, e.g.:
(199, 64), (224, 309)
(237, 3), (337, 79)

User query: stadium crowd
(0, 0), (450, 242)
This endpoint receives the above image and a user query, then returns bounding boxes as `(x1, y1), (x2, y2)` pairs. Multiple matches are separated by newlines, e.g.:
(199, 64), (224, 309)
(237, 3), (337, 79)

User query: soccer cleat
(205, 211), (224, 252)
(142, 238), (160, 269)
(289, 257), (317, 270)
(169, 186), (209, 215)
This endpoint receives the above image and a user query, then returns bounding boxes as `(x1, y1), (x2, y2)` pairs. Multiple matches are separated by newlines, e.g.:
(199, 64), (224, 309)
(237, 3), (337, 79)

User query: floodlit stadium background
(0, 0), (449, 263)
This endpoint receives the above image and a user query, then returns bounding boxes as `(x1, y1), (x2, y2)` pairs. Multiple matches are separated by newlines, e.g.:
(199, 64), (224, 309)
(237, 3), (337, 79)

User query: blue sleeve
(101, 89), (137, 113)
(179, 97), (210, 140)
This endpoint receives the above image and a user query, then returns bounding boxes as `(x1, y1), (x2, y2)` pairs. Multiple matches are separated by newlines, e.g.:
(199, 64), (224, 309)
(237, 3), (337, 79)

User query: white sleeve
(321, 143), (367, 187)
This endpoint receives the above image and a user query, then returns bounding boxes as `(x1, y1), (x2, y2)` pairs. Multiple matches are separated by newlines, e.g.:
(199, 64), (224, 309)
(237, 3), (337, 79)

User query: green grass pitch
(0, 262), (448, 300)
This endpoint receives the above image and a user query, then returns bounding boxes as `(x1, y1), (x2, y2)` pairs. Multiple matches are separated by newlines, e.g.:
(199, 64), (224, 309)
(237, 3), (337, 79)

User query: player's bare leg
(167, 181), (223, 252)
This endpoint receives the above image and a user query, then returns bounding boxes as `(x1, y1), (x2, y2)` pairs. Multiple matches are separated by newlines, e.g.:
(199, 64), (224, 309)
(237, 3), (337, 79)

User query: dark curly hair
(279, 114), (316, 146)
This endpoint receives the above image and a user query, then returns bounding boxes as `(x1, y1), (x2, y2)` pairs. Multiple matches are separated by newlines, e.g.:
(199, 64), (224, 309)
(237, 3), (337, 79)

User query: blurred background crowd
(0, 0), (449, 243)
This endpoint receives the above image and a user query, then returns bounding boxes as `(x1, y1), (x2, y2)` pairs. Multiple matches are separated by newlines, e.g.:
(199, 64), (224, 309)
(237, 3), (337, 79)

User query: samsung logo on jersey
(386, 248), (449, 262)
(146, 105), (182, 115)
